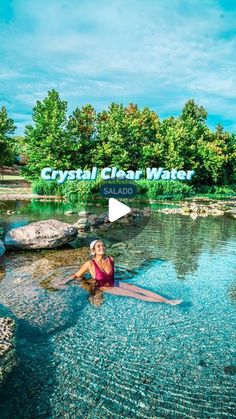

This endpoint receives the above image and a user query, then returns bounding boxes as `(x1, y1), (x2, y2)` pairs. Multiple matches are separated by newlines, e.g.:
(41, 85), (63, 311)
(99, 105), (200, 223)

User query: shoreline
(0, 189), (236, 204)
(0, 193), (63, 201)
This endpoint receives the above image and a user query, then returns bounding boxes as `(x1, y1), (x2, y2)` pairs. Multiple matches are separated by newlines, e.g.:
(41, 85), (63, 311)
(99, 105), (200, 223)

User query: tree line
(0, 89), (235, 185)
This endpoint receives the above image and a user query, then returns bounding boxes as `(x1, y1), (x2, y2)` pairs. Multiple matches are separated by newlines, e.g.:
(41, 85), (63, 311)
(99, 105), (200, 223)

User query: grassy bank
(1, 169), (235, 202)
(31, 179), (236, 202)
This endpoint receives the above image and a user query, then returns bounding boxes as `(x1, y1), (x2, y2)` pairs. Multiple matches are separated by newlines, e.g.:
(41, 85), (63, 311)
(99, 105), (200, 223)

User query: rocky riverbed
(0, 239), (5, 257)
(0, 316), (17, 383)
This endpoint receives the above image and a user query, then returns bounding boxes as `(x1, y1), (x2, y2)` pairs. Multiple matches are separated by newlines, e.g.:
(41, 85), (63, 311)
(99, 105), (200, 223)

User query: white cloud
(0, 0), (236, 133)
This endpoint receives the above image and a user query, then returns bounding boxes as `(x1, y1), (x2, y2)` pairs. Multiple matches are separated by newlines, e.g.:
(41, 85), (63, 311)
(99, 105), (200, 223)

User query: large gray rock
(0, 240), (5, 257)
(0, 317), (17, 383)
(4, 219), (78, 250)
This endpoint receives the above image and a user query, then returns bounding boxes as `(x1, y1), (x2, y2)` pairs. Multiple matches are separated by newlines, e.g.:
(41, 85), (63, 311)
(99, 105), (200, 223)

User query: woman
(62, 239), (182, 306)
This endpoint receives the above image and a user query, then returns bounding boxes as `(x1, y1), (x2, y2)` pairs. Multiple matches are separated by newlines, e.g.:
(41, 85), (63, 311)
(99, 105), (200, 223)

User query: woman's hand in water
(70, 274), (84, 282)
(55, 276), (75, 289)
(63, 274), (80, 284)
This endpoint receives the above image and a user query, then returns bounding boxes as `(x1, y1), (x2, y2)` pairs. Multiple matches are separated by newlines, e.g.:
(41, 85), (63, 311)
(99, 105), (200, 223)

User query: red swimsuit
(92, 257), (115, 288)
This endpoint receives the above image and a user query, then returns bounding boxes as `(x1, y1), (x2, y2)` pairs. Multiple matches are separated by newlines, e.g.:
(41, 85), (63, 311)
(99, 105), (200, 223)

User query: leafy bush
(196, 184), (236, 197)
(211, 186), (235, 196)
(32, 179), (63, 196)
(31, 178), (235, 201)
(62, 180), (100, 203)
(0, 106), (16, 167)
(135, 179), (149, 195)
(136, 180), (195, 199)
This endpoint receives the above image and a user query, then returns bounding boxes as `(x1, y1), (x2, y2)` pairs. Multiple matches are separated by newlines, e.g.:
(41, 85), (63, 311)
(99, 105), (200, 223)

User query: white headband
(90, 240), (100, 252)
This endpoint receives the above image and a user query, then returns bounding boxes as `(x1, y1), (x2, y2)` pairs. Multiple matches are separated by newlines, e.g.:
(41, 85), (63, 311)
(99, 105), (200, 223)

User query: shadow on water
(0, 325), (55, 418)
(177, 300), (193, 309)
(0, 292), (88, 419)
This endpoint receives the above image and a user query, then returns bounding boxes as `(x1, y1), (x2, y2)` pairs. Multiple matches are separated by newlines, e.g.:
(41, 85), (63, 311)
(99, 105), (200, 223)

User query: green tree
(92, 103), (130, 168)
(174, 100), (210, 171)
(154, 100), (212, 183)
(0, 106), (16, 167)
(12, 136), (27, 163)
(156, 116), (186, 169)
(19, 93), (236, 187)
(126, 105), (161, 169)
(93, 103), (160, 169)
(196, 124), (226, 184)
(22, 90), (72, 179)
(67, 104), (97, 167)
(212, 125), (236, 184)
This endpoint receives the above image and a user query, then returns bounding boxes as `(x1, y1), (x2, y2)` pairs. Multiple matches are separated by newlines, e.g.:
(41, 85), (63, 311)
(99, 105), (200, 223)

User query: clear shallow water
(0, 202), (236, 418)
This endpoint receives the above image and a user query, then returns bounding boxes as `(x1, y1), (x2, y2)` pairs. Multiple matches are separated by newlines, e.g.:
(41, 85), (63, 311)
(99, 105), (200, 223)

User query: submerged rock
(78, 210), (92, 217)
(0, 240), (5, 257)
(224, 365), (236, 375)
(0, 317), (17, 383)
(95, 212), (109, 225)
(64, 210), (76, 215)
(0, 275), (87, 336)
(74, 217), (90, 231)
(224, 208), (236, 219)
(73, 208), (150, 233)
(4, 219), (78, 250)
(0, 250), (89, 336)
(87, 214), (99, 226)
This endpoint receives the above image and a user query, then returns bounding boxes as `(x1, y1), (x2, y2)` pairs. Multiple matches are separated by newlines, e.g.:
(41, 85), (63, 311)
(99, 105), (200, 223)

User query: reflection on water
(95, 211), (236, 278)
(0, 200), (78, 232)
(0, 200), (235, 417)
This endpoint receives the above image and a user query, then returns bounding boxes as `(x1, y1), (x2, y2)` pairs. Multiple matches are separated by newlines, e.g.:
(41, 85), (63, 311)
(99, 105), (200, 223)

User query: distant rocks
(159, 201), (235, 219)
(64, 210), (93, 217)
(94, 213), (109, 225)
(182, 201), (225, 216)
(4, 219), (78, 250)
(159, 208), (182, 215)
(74, 213), (108, 231)
(78, 210), (92, 217)
(5, 210), (16, 216)
(0, 240), (5, 257)
(0, 317), (17, 383)
(64, 210), (76, 216)
(74, 217), (91, 231)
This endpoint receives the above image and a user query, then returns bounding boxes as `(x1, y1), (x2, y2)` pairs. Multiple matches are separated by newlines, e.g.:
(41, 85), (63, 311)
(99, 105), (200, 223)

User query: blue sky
(0, 0), (236, 134)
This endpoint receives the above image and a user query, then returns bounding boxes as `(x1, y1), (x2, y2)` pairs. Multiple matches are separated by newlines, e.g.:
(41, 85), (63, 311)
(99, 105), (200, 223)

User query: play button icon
(108, 198), (131, 222)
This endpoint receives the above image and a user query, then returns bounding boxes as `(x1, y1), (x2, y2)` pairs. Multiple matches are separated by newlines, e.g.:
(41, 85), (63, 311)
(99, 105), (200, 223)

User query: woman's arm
(59, 261), (91, 286)
(71, 261), (91, 281)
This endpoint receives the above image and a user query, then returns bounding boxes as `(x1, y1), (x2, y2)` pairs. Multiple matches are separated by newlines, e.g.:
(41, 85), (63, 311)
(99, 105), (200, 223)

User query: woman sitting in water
(63, 239), (182, 306)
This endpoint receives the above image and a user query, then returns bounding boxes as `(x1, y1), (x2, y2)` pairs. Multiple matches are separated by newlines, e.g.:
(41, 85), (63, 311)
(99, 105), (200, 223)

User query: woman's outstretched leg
(119, 282), (182, 305)
(102, 286), (181, 304)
